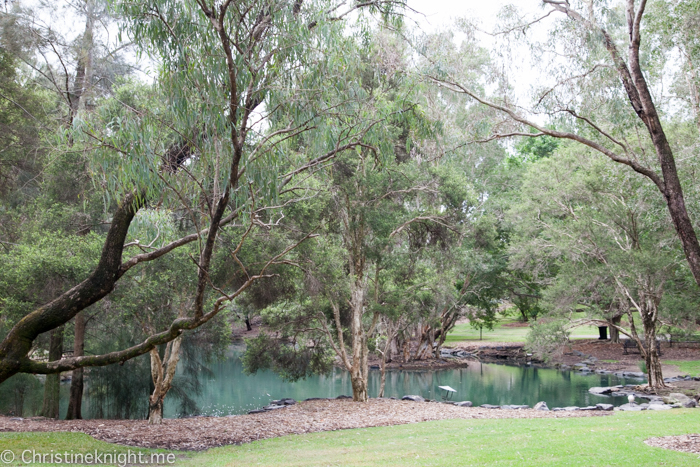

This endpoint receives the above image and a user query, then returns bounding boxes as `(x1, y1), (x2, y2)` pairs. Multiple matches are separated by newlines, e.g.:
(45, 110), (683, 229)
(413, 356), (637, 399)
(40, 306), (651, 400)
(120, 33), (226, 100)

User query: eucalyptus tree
(422, 0), (700, 290)
(646, 0), (700, 129)
(0, 0), (406, 392)
(510, 147), (698, 389)
(245, 148), (473, 401)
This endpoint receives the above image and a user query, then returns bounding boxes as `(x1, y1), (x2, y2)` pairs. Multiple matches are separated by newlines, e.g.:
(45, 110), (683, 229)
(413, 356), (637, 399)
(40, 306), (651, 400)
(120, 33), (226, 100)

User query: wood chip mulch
(0, 399), (609, 451)
(645, 434), (700, 455)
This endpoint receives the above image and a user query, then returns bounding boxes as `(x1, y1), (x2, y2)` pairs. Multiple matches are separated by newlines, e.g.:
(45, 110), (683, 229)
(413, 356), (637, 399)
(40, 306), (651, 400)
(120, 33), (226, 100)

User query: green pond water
(154, 353), (638, 417)
(2, 352), (640, 419)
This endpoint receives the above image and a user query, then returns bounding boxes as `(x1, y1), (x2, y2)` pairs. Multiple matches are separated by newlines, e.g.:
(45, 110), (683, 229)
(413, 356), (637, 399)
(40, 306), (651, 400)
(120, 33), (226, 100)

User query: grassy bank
(2, 411), (699, 466)
(664, 360), (700, 376)
(444, 317), (600, 344)
(0, 432), (175, 465)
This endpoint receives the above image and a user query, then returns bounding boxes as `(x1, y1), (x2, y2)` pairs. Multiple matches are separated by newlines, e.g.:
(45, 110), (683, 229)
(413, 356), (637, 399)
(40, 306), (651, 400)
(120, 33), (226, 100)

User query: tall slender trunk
(66, 313), (85, 420)
(350, 283), (368, 402)
(378, 357), (387, 398)
(41, 327), (64, 418)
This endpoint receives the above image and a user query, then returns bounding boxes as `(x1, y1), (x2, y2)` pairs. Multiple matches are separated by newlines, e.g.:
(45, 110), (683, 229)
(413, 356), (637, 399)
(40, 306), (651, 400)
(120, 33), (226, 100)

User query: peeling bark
(148, 336), (182, 425)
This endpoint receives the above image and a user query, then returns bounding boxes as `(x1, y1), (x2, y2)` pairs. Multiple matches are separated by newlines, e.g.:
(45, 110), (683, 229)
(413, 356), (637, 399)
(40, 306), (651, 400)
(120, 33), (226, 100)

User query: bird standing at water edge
(628, 395), (635, 404)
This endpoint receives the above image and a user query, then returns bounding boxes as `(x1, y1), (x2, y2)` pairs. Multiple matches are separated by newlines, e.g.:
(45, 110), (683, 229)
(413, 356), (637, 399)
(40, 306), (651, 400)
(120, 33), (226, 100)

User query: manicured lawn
(3, 411), (699, 466)
(444, 317), (600, 344)
(181, 410), (699, 466)
(0, 432), (178, 465)
(664, 360), (700, 376)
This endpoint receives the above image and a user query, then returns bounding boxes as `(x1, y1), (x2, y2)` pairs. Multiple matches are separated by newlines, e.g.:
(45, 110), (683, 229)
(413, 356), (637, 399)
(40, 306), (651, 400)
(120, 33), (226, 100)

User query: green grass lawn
(0, 432), (178, 465)
(444, 317), (601, 344)
(2, 411), (699, 466)
(663, 360), (700, 376)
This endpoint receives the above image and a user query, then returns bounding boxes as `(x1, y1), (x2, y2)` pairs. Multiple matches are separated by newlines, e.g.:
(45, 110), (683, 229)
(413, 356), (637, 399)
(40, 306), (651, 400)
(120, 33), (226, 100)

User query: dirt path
(0, 399), (607, 451)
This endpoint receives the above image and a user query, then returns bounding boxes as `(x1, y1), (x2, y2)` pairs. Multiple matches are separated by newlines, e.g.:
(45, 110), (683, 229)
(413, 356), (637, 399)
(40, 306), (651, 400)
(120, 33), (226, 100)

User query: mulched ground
(646, 434), (700, 455)
(0, 399), (608, 451)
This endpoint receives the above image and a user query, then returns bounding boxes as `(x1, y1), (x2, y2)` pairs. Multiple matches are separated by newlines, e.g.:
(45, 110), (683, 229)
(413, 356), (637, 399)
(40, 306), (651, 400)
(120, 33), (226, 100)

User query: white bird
(628, 395), (635, 404)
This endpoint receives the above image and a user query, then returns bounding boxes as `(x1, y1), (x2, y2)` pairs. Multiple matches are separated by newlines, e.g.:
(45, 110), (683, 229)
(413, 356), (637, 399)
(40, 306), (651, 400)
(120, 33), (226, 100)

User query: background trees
(3, 0), (700, 416)
(0, 0), (409, 412)
(508, 146), (697, 388)
(423, 0), (700, 291)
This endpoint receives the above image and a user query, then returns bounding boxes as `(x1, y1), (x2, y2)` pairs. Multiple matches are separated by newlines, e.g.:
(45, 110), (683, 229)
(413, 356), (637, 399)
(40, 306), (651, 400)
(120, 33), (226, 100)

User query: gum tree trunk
(65, 312), (85, 420)
(148, 336), (182, 425)
(41, 327), (64, 418)
(349, 283), (369, 402)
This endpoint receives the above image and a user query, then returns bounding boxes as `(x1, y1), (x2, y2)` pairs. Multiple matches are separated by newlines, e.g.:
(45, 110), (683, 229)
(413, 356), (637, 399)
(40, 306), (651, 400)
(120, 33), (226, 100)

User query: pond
(156, 352), (639, 417)
(37, 351), (640, 418)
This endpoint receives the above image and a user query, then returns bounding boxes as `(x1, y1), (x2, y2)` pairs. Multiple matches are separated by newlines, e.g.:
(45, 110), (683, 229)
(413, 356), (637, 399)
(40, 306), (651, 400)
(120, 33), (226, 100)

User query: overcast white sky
(405, 0), (551, 106)
(407, 0), (543, 31)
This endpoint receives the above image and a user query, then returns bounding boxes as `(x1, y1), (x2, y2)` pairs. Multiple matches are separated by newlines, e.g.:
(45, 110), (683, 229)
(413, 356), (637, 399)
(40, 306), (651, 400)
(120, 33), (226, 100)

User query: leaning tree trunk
(41, 327), (64, 418)
(66, 312), (85, 420)
(148, 336), (183, 425)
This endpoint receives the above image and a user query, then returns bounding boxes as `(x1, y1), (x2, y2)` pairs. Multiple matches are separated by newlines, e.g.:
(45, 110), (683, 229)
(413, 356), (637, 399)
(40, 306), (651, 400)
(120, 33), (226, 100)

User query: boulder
(589, 387), (613, 395)
(248, 409), (266, 414)
(272, 398), (296, 406)
(663, 393), (695, 407)
(563, 406), (580, 411)
(622, 371), (645, 378)
(402, 395), (425, 402)
(454, 401), (473, 407)
(595, 403), (614, 411)
(480, 404), (501, 409)
(263, 404), (286, 411)
(617, 403), (646, 411)
(578, 406), (598, 411)
(647, 404), (672, 410)
(533, 401), (549, 411)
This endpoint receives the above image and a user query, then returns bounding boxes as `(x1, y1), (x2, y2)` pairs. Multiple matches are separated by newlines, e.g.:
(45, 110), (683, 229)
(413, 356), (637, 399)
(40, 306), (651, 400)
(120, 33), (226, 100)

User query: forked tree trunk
(41, 327), (64, 418)
(148, 336), (183, 425)
(640, 296), (666, 390)
(66, 313), (85, 420)
(618, 282), (666, 391)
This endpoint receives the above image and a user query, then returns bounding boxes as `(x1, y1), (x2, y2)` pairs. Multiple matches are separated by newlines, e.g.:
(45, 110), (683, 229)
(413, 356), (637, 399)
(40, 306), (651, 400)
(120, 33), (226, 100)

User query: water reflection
(161, 354), (637, 417)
